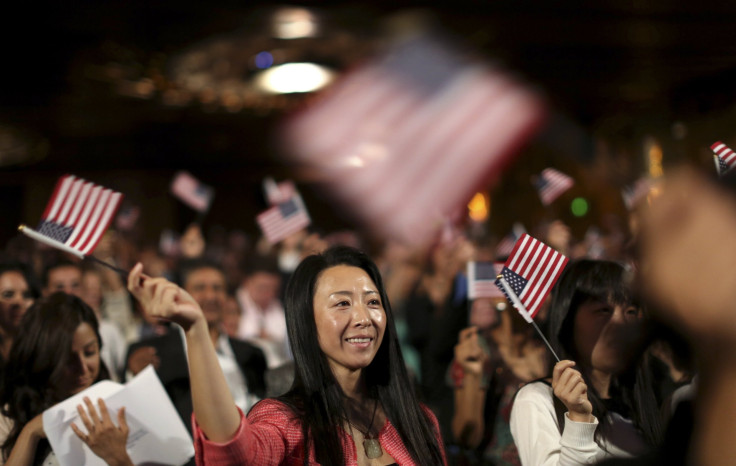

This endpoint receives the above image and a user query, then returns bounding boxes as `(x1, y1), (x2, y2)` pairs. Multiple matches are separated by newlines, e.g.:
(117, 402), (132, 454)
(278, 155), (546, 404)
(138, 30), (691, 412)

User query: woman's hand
(127, 263), (204, 332)
(454, 327), (487, 377)
(551, 360), (593, 423)
(71, 397), (133, 466)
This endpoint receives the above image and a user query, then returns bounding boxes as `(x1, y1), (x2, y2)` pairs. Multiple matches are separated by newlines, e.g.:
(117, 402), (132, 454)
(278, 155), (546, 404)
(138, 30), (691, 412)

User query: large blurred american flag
(282, 34), (546, 246)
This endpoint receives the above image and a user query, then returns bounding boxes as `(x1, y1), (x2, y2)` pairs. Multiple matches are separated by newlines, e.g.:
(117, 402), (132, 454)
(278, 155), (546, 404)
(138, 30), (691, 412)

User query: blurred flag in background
(282, 33), (546, 246)
(170, 171), (215, 213)
(533, 168), (574, 206)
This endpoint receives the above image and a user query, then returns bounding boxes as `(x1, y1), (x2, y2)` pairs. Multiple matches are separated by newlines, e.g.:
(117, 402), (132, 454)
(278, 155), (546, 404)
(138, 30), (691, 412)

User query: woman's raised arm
(127, 263), (240, 442)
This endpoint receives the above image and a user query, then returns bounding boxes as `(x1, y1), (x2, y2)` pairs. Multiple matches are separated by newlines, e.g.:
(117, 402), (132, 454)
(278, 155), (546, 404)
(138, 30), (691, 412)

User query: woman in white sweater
(510, 259), (663, 465)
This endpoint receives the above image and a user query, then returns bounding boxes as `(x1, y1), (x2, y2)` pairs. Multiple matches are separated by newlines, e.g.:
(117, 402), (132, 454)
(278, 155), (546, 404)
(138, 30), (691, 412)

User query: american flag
(256, 194), (311, 244)
(711, 141), (736, 177)
(621, 177), (651, 210)
(170, 171), (214, 213)
(467, 261), (505, 300)
(281, 34), (546, 246)
(30, 174), (123, 256)
(534, 168), (574, 206)
(494, 234), (568, 321)
(495, 222), (526, 259)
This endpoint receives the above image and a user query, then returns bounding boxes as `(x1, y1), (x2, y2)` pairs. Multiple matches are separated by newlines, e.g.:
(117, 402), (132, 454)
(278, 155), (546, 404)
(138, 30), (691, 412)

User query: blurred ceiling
(2, 0), (736, 173)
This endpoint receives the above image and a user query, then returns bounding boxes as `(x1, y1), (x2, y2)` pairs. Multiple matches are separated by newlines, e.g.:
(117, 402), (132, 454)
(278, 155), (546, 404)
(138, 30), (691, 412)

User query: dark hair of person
(275, 245), (444, 465)
(547, 259), (663, 447)
(41, 258), (82, 288)
(0, 292), (109, 464)
(175, 258), (225, 287)
(0, 259), (41, 300)
(241, 252), (280, 278)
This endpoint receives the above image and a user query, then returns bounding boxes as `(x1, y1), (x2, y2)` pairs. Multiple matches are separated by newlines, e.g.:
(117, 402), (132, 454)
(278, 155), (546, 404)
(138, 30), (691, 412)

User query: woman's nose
(353, 303), (372, 326)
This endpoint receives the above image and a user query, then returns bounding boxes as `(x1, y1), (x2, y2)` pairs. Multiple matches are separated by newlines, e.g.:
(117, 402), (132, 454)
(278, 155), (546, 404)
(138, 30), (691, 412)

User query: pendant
(363, 438), (383, 459)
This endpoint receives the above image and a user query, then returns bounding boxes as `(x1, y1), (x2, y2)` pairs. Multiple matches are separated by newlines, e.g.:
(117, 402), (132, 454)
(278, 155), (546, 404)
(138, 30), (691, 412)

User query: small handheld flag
(256, 193), (311, 244)
(170, 171), (214, 213)
(494, 233), (568, 361)
(467, 262), (505, 300)
(19, 174), (127, 275)
(711, 141), (736, 177)
(534, 168), (574, 206)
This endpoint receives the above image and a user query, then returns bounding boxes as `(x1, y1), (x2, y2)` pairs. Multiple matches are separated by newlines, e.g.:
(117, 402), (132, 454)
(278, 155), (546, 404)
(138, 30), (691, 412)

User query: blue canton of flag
(37, 220), (74, 244)
(497, 267), (528, 300)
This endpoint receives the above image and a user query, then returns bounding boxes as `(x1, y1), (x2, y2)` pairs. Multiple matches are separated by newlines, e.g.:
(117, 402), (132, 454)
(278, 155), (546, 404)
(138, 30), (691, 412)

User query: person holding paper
(509, 260), (663, 465)
(0, 292), (132, 466)
(128, 245), (446, 465)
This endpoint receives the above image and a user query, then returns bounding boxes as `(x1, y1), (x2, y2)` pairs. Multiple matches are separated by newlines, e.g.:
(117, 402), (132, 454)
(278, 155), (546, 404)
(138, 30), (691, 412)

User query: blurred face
(46, 266), (82, 297)
(185, 267), (227, 326)
(313, 265), (386, 377)
(573, 298), (644, 375)
(80, 272), (102, 312)
(245, 272), (281, 310)
(59, 322), (101, 397)
(222, 295), (241, 338)
(469, 298), (506, 330)
(0, 271), (33, 334)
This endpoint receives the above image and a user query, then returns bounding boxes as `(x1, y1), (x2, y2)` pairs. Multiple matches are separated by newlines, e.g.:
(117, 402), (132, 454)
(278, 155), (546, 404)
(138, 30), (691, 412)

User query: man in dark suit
(125, 259), (267, 438)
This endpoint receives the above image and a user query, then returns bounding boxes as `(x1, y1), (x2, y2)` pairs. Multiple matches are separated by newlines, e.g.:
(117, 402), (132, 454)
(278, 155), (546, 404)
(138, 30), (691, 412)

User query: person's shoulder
(227, 336), (265, 355)
(514, 379), (553, 402)
(248, 398), (300, 425)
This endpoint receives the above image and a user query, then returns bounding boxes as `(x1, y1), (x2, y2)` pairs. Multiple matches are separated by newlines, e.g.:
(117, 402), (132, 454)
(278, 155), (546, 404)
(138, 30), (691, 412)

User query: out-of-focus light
(571, 197), (589, 217)
(645, 136), (663, 178)
(255, 52), (274, 69)
(254, 63), (335, 94)
(468, 192), (490, 222)
(272, 7), (319, 39)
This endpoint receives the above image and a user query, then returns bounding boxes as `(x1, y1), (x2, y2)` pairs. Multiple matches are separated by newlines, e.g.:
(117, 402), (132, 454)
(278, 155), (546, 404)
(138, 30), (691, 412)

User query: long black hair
(547, 259), (663, 447)
(276, 245), (444, 465)
(0, 292), (110, 464)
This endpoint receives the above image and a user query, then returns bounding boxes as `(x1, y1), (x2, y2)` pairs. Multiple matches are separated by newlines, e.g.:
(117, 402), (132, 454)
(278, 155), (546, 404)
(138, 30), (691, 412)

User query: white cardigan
(510, 382), (648, 465)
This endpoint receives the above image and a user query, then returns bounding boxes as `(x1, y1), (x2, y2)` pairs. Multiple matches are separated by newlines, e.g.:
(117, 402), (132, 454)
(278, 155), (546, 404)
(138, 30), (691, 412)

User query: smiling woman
(128, 245), (447, 465)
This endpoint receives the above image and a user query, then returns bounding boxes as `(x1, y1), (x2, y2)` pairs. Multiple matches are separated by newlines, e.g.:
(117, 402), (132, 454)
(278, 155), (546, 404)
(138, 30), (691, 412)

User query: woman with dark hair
(0, 292), (132, 466)
(510, 259), (663, 465)
(128, 245), (446, 465)
(0, 260), (39, 364)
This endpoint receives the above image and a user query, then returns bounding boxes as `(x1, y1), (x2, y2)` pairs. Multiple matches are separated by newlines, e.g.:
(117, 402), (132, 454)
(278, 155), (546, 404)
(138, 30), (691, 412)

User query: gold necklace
(348, 399), (383, 459)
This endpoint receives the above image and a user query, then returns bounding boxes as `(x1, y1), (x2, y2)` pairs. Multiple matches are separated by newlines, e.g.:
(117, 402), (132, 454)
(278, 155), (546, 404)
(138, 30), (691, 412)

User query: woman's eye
(336, 300), (350, 307)
(0, 291), (13, 299)
(369, 299), (381, 306)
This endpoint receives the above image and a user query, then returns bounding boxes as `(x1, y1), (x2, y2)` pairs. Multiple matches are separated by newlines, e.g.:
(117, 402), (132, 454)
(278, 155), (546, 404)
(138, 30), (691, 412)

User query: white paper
(43, 365), (194, 466)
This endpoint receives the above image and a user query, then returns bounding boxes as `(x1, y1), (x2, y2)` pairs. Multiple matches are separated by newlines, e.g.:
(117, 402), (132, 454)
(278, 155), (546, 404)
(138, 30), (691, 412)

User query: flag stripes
(711, 141), (736, 176)
(36, 175), (123, 255)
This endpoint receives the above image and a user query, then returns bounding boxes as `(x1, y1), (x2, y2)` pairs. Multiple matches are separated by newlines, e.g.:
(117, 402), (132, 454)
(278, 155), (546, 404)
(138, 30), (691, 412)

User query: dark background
(2, 0), (736, 247)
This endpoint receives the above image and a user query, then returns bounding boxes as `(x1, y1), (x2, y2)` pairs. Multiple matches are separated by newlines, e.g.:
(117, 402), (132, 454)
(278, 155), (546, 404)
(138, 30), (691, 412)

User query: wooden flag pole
(18, 225), (130, 278)
(497, 275), (560, 362)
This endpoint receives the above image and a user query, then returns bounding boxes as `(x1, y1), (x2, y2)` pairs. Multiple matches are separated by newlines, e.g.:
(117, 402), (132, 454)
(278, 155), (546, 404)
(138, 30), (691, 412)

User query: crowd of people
(0, 163), (734, 465)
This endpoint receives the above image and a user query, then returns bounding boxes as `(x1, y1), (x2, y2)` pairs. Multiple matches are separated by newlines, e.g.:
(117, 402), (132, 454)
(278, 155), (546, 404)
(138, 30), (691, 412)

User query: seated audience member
(43, 260), (128, 382)
(126, 259), (267, 435)
(79, 267), (128, 382)
(127, 245), (446, 465)
(452, 296), (548, 465)
(0, 261), (38, 364)
(221, 293), (241, 339)
(236, 254), (290, 368)
(510, 259), (663, 465)
(0, 293), (131, 465)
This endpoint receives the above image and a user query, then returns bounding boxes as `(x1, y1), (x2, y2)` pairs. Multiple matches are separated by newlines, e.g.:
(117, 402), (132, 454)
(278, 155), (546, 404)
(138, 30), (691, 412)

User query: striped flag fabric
(494, 234), (568, 320)
(32, 174), (123, 256)
(711, 141), (736, 177)
(281, 34), (546, 246)
(495, 222), (526, 259)
(467, 261), (505, 300)
(170, 171), (214, 213)
(256, 194), (311, 244)
(534, 168), (574, 206)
